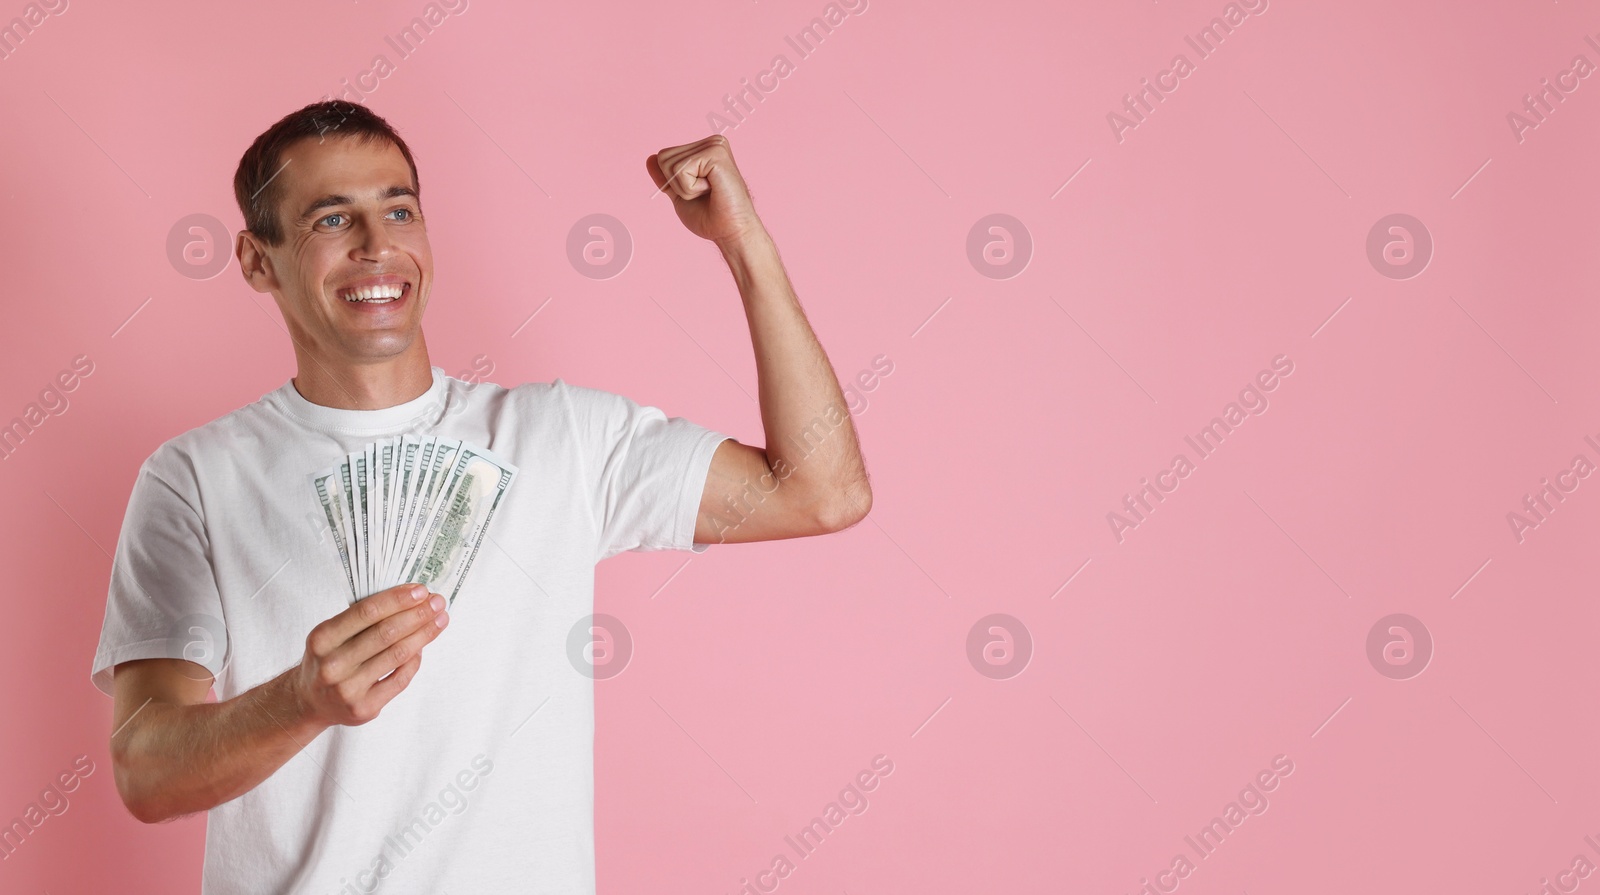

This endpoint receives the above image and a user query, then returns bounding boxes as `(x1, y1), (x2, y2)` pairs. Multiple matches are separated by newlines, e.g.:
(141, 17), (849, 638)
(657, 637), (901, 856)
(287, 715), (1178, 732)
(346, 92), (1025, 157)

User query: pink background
(3, 0), (1599, 891)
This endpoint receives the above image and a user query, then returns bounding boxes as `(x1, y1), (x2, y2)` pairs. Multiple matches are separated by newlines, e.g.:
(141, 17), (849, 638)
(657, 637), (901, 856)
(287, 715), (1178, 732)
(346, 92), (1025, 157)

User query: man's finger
(318, 583), (430, 648)
(654, 151), (696, 201)
(336, 593), (445, 672)
(365, 652), (423, 711)
(353, 604), (447, 689)
(646, 154), (669, 192)
(664, 155), (707, 201)
(653, 138), (722, 200)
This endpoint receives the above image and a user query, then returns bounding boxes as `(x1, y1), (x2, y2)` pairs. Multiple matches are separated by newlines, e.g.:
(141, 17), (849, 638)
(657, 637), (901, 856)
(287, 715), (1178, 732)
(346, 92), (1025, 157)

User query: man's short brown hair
(233, 100), (420, 247)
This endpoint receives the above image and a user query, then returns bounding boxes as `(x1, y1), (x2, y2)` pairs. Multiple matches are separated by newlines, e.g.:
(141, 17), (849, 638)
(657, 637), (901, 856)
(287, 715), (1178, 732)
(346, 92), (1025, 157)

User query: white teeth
(341, 283), (405, 302)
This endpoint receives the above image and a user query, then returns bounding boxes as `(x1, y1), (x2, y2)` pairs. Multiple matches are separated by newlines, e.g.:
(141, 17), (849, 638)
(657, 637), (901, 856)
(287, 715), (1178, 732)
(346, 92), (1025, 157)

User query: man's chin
(334, 332), (423, 363)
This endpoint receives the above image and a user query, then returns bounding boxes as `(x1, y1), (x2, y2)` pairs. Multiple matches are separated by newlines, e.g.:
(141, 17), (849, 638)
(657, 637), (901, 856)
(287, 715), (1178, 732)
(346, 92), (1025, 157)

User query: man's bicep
(694, 438), (832, 546)
(110, 658), (216, 755)
(113, 658), (215, 713)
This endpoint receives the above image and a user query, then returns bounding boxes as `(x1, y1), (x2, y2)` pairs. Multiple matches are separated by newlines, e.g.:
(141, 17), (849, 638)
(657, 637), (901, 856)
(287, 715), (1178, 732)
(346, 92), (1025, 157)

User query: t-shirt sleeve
(557, 379), (733, 562)
(89, 450), (228, 698)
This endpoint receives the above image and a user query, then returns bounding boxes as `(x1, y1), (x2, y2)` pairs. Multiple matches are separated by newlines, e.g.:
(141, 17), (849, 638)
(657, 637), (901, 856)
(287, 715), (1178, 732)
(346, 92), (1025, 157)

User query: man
(91, 100), (870, 893)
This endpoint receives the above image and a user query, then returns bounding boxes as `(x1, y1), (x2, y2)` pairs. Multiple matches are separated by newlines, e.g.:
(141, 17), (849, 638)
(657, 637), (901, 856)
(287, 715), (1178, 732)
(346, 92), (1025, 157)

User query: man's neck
(290, 343), (434, 411)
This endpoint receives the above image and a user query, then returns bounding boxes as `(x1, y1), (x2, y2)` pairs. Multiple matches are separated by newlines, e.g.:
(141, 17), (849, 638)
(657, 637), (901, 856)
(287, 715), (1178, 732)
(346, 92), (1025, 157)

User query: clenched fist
(647, 135), (765, 247)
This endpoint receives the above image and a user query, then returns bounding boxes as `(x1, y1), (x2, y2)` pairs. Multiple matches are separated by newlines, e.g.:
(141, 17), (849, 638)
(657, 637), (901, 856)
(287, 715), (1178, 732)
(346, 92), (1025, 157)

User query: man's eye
(320, 213), (345, 228)
(389, 208), (411, 221)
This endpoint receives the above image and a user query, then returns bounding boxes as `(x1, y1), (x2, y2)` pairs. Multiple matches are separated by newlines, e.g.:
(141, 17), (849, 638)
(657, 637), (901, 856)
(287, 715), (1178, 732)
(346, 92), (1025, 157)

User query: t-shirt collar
(269, 365), (447, 433)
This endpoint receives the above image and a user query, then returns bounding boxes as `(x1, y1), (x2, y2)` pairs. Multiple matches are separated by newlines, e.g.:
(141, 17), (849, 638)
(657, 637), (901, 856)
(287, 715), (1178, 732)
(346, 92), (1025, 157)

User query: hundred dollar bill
(310, 436), (516, 606)
(377, 438), (394, 577)
(311, 467), (357, 603)
(384, 436), (433, 590)
(337, 458), (362, 601)
(390, 438), (460, 588)
(353, 445), (372, 599)
(402, 445), (518, 607)
(383, 436), (421, 584)
(360, 441), (379, 598)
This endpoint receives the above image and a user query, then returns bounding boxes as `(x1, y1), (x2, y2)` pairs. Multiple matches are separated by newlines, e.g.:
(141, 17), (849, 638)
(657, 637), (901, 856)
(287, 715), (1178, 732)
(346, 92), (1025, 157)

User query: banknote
(402, 446), (518, 606)
(311, 469), (355, 599)
(308, 436), (517, 605)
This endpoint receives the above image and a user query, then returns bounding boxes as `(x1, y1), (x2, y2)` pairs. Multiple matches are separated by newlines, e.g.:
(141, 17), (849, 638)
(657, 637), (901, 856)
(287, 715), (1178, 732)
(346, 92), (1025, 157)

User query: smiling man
(90, 100), (870, 893)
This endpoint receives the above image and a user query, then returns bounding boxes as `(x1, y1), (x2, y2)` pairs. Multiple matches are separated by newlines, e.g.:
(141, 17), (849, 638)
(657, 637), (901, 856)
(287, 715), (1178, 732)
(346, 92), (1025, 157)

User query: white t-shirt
(90, 366), (732, 894)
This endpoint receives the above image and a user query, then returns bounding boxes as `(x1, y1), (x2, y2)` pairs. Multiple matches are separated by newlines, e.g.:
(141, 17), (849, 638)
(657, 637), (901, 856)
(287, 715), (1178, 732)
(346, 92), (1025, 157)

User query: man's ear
(236, 231), (276, 294)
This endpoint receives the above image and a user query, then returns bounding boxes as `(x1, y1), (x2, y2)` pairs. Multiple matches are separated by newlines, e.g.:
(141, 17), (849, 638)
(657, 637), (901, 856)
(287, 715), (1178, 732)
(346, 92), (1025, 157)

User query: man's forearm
(717, 226), (871, 525)
(112, 667), (330, 823)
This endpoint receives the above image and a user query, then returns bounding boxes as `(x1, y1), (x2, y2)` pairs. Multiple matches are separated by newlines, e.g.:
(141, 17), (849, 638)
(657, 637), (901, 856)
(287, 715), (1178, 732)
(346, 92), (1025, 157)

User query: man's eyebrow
(297, 186), (419, 223)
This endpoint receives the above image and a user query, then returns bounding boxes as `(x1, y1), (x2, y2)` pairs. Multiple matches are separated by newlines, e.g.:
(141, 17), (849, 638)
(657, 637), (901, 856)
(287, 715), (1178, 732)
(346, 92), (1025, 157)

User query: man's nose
(353, 216), (396, 259)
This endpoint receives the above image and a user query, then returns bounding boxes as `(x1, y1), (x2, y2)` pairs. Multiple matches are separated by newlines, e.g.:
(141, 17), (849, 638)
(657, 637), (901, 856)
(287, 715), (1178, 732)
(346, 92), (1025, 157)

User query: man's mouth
(337, 279), (412, 304)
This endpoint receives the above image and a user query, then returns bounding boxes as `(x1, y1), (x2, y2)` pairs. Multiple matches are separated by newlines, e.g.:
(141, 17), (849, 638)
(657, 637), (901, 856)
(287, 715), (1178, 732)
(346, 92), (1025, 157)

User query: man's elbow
(114, 773), (161, 824)
(112, 760), (160, 824)
(125, 797), (168, 825)
(111, 738), (173, 824)
(117, 781), (193, 825)
(817, 483), (872, 532)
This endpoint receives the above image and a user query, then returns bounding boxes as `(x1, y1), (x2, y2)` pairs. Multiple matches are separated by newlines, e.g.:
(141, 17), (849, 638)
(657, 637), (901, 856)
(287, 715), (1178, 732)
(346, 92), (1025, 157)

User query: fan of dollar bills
(310, 436), (518, 607)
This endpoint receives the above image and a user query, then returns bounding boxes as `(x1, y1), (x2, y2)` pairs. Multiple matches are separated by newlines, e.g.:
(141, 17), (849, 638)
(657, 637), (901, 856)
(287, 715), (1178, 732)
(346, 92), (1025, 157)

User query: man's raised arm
(647, 135), (873, 545)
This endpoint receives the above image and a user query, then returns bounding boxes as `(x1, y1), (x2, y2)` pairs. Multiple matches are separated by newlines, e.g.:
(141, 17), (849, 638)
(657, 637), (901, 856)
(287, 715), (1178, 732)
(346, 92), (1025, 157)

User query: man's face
(242, 135), (432, 365)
